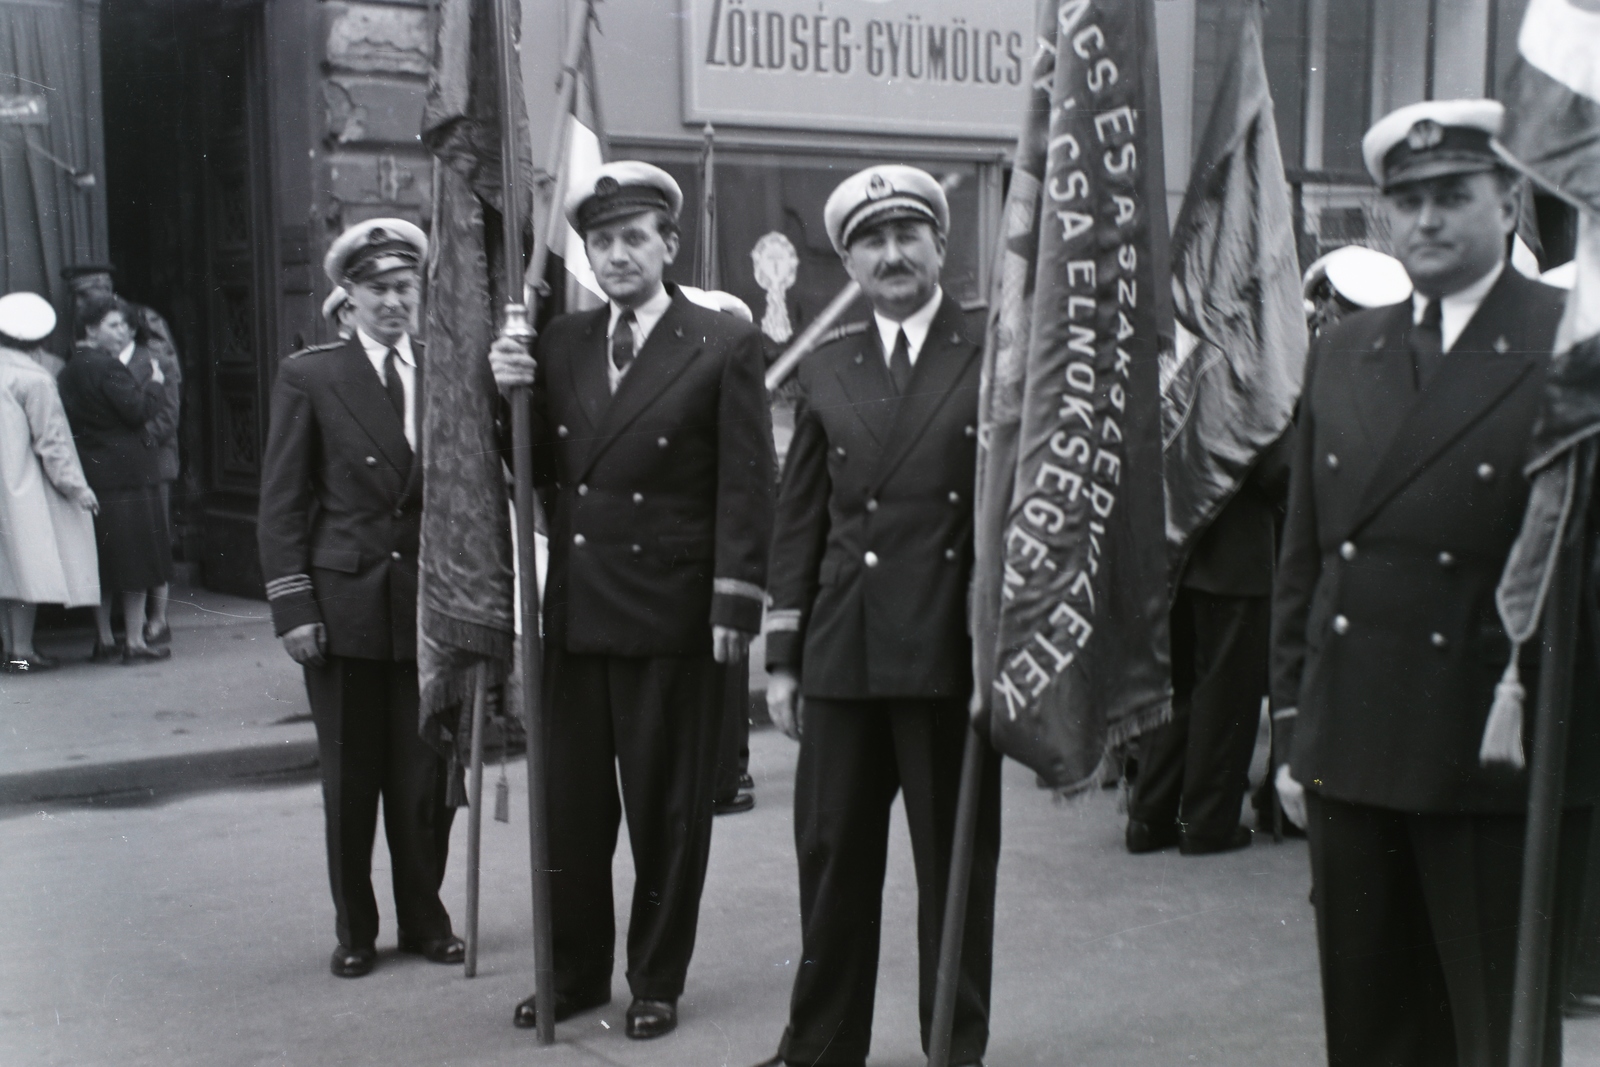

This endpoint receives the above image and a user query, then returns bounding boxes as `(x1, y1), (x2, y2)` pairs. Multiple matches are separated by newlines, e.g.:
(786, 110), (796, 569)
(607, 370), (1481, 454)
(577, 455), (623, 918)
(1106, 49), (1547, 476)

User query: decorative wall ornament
(750, 231), (799, 343)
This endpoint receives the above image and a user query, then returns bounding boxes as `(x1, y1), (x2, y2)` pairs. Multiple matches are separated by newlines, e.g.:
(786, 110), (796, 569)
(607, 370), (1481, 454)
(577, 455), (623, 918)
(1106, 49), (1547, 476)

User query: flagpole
(926, 727), (988, 1067)
(502, 0), (594, 1043)
(463, 662), (490, 976)
(1507, 456), (1591, 1067)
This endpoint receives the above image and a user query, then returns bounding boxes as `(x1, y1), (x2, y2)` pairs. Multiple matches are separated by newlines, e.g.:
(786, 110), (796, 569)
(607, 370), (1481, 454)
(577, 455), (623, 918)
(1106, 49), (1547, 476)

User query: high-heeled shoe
(88, 640), (122, 664)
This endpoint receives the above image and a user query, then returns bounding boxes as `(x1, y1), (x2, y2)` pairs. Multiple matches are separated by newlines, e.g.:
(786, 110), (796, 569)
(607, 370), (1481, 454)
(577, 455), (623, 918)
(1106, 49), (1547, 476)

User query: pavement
(6, 585), (1600, 1065)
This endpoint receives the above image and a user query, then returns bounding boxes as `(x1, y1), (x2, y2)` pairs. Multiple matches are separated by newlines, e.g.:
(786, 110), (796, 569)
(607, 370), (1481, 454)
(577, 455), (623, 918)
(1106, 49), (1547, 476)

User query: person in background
(0, 293), (99, 671)
(1301, 245), (1414, 339)
(56, 295), (171, 664)
(323, 286), (356, 339)
(63, 265), (182, 648)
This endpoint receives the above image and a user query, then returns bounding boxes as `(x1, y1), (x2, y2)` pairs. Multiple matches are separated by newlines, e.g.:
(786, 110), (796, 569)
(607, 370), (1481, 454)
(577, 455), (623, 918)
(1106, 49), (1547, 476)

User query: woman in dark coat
(57, 295), (172, 663)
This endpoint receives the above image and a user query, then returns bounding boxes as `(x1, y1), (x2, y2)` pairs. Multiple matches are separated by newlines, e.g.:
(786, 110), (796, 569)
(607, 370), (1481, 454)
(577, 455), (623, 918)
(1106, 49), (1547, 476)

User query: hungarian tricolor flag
(971, 0), (1172, 794)
(1485, 0), (1600, 768)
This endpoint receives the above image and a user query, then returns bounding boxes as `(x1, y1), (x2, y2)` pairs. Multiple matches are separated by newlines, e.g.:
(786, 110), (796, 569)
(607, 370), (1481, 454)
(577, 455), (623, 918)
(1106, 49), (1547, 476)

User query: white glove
(1275, 764), (1307, 831)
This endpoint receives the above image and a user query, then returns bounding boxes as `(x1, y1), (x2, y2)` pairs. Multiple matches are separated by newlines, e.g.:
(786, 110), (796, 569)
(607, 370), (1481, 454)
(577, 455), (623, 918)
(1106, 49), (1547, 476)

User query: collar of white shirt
(356, 328), (414, 374)
(116, 341), (136, 366)
(1412, 260), (1503, 353)
(608, 284), (673, 346)
(874, 287), (945, 369)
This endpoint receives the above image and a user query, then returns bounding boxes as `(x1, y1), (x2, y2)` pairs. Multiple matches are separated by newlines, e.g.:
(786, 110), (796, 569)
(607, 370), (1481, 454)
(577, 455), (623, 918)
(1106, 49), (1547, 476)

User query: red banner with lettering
(973, 0), (1171, 794)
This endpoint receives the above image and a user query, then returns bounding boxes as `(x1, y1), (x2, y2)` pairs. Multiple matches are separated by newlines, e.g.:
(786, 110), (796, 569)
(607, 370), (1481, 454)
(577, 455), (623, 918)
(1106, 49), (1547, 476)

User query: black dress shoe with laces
(397, 932), (465, 964)
(714, 791), (755, 816)
(512, 987), (610, 1029)
(330, 944), (376, 977)
(625, 997), (678, 1039)
(1125, 817), (1180, 854)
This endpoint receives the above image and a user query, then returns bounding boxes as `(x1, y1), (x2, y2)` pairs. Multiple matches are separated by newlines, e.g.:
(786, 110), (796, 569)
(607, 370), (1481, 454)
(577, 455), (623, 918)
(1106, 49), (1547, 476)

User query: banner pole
(463, 662), (490, 977)
(501, 0), (593, 1044)
(1507, 457), (1590, 1067)
(926, 727), (987, 1067)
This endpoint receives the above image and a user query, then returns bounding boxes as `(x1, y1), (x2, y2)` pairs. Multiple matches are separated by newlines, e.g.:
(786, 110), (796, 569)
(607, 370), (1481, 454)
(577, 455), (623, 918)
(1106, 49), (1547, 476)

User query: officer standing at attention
(751, 165), (999, 1067)
(1272, 100), (1599, 1065)
(487, 162), (773, 1041)
(258, 218), (462, 979)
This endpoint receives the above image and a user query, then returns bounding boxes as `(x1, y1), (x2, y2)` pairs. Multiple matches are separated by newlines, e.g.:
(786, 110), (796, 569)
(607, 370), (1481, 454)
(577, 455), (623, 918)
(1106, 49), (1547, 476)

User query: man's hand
(1275, 764), (1307, 831)
(282, 622), (327, 667)
(149, 358), (165, 385)
(767, 669), (802, 741)
(712, 625), (750, 664)
(488, 336), (537, 393)
(74, 487), (99, 514)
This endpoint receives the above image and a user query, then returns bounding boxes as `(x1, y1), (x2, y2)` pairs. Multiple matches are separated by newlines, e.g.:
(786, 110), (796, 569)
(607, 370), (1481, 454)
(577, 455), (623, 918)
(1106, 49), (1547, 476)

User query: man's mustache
(874, 264), (916, 279)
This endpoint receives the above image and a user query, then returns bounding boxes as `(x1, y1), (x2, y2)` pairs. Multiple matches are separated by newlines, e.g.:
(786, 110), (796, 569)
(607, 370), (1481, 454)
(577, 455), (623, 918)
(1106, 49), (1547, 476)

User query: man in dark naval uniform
(751, 165), (998, 1067)
(1272, 99), (1599, 1066)
(488, 162), (773, 1041)
(259, 218), (462, 979)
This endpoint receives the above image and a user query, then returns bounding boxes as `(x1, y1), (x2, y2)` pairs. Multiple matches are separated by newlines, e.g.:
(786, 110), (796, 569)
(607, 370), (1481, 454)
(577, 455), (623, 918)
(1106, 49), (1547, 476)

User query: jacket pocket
(311, 547), (362, 574)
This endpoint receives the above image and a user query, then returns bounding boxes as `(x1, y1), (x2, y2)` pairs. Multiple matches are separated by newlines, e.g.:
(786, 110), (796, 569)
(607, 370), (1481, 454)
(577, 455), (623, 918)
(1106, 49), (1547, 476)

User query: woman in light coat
(0, 293), (99, 671)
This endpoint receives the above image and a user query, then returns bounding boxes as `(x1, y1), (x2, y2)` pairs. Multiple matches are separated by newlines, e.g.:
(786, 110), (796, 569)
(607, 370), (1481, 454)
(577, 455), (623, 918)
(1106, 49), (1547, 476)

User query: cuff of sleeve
(266, 574), (322, 636)
(764, 613), (802, 672)
(1270, 708), (1297, 767)
(710, 585), (764, 634)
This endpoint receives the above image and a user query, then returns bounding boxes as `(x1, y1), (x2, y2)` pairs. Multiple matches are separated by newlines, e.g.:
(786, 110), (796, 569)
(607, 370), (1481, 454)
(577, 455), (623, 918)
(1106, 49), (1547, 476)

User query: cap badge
(368, 227), (388, 243)
(594, 176), (620, 197)
(865, 173), (893, 200)
(1406, 119), (1444, 152)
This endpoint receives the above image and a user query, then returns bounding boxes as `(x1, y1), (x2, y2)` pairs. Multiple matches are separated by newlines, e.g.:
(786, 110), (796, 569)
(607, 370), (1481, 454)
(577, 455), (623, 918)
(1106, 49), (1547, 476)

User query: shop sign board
(0, 94), (48, 125)
(681, 0), (1033, 138)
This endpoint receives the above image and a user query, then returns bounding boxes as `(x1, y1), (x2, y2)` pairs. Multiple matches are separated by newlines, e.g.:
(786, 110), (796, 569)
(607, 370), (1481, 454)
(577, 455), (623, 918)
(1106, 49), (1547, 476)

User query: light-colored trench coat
(0, 347), (98, 606)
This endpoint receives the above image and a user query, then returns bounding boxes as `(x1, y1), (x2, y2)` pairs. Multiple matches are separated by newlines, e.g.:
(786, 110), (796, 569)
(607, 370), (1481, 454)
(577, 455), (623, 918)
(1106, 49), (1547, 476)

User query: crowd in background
(0, 266), (181, 671)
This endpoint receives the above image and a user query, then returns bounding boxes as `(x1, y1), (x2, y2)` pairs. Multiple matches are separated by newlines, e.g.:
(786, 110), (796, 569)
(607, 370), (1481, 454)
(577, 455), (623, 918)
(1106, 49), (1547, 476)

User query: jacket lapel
(329, 337), (412, 472)
(579, 291), (703, 480)
(564, 307), (611, 436)
(832, 328), (897, 449)
(1346, 275), (1539, 533)
(871, 298), (979, 490)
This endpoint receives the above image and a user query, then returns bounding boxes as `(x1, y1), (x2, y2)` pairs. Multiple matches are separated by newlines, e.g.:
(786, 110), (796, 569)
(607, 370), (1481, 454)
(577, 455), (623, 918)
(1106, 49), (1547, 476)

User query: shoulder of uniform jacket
(286, 341), (344, 360)
(816, 320), (870, 347)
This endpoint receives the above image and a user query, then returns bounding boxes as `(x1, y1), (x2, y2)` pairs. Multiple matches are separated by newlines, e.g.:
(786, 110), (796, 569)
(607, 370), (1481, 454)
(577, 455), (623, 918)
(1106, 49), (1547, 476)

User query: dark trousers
(778, 697), (1002, 1067)
(544, 646), (724, 1002)
(715, 657), (752, 801)
(1306, 793), (1590, 1067)
(303, 656), (454, 950)
(1128, 587), (1268, 843)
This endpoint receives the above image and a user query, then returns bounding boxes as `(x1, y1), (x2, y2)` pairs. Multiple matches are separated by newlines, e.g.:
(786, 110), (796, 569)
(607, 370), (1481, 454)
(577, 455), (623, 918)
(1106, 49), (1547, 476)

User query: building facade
(0, 0), (1546, 597)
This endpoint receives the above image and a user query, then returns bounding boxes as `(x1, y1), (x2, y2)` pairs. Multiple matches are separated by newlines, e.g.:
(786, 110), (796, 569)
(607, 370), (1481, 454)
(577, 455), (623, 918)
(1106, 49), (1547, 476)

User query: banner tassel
(1480, 654), (1527, 770)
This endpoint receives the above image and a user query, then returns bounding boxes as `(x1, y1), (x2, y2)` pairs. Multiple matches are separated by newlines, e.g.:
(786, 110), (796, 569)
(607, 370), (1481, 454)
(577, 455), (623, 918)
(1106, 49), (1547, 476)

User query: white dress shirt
(873, 287), (944, 369)
(356, 328), (416, 448)
(607, 284), (673, 394)
(1413, 261), (1504, 353)
(115, 341), (136, 366)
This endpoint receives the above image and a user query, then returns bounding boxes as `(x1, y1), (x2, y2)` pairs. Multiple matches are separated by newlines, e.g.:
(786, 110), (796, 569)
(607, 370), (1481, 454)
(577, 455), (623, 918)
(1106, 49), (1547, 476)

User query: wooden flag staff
(493, 0), (597, 1045)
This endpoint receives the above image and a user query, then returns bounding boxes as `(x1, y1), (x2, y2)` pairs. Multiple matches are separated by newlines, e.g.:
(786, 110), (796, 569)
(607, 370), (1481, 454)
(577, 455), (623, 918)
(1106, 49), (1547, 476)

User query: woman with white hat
(0, 292), (100, 671)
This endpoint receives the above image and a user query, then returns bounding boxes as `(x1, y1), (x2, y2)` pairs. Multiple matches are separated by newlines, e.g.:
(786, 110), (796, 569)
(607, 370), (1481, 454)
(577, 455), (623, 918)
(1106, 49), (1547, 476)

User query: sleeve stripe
(265, 574), (314, 599)
(1271, 707), (1299, 721)
(765, 608), (801, 634)
(713, 577), (766, 602)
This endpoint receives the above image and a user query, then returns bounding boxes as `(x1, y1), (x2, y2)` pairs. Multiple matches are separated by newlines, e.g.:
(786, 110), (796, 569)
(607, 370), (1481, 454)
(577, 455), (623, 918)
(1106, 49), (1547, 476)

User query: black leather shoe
(397, 932), (465, 964)
(1125, 817), (1180, 854)
(748, 1057), (788, 1067)
(738, 773), (754, 791)
(88, 639), (121, 664)
(625, 997), (678, 1039)
(512, 987), (610, 1029)
(330, 944), (376, 977)
(1180, 824), (1253, 856)
(714, 792), (755, 816)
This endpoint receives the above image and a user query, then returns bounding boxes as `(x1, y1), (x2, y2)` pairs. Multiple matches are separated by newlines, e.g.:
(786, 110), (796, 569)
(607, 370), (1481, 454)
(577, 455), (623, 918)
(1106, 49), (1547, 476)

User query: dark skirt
(94, 486), (173, 593)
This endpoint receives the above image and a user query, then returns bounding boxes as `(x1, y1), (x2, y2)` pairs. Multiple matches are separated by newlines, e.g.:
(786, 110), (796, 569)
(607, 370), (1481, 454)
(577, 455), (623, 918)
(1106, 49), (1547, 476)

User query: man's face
(1384, 172), (1517, 298)
(842, 218), (945, 320)
(347, 268), (420, 345)
(71, 273), (115, 314)
(87, 310), (133, 354)
(583, 212), (678, 307)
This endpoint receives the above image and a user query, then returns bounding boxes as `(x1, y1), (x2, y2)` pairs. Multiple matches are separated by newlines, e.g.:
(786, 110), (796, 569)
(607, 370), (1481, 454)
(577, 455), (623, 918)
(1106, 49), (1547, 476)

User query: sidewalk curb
(0, 739), (320, 811)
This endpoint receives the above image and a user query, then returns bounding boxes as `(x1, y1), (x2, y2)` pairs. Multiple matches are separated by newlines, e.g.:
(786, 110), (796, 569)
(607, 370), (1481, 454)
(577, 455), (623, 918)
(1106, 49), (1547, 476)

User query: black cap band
(344, 241), (421, 283)
(575, 183), (674, 235)
(1382, 122), (1500, 188)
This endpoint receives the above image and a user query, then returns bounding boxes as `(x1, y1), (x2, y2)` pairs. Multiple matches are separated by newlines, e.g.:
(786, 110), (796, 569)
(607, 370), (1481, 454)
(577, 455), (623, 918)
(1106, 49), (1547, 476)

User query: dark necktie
(612, 309), (637, 379)
(1411, 299), (1444, 389)
(383, 347), (407, 425)
(889, 328), (913, 395)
